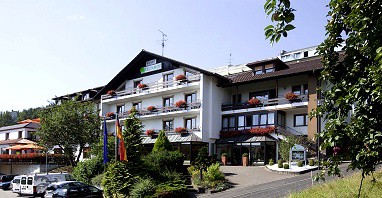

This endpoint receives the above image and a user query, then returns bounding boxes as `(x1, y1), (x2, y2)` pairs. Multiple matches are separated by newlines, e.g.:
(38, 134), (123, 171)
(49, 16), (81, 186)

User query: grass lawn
(289, 168), (382, 198)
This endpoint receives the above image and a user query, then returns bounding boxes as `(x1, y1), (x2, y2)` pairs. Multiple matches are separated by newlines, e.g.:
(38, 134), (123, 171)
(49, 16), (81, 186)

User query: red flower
(220, 126), (275, 138)
(285, 92), (298, 100)
(175, 100), (187, 108)
(106, 90), (116, 95)
(106, 112), (115, 117)
(248, 98), (261, 106)
(146, 129), (155, 136)
(147, 106), (156, 111)
(175, 74), (187, 81)
(137, 83), (148, 89)
(249, 126), (275, 135)
(175, 127), (187, 133)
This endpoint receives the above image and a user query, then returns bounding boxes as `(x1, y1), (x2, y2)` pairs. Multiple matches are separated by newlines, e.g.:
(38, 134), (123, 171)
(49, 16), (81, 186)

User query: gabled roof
(221, 56), (323, 86)
(94, 50), (230, 99)
(0, 122), (40, 132)
(52, 85), (104, 101)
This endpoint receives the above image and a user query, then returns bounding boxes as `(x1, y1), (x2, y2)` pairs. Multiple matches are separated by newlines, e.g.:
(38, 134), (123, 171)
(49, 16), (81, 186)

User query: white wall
(284, 108), (308, 135)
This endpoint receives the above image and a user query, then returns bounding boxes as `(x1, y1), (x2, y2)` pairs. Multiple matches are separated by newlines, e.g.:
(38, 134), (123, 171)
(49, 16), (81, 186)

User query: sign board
(140, 62), (162, 74)
(290, 144), (306, 165)
(146, 59), (157, 66)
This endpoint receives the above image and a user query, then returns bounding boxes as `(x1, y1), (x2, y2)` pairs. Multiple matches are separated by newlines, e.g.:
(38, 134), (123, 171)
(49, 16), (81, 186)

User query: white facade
(0, 123), (39, 154)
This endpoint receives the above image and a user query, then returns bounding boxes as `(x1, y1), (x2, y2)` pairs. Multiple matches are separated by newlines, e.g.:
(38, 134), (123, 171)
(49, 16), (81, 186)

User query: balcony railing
(102, 75), (201, 100)
(221, 95), (308, 111)
(118, 100), (202, 119)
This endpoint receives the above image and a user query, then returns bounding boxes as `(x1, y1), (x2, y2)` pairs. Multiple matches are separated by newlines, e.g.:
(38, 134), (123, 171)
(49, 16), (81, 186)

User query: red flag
(116, 116), (127, 161)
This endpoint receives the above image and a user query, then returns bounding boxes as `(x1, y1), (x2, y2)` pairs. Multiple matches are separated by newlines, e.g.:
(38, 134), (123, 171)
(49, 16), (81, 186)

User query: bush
(143, 150), (184, 174)
(155, 180), (187, 198)
(189, 163), (226, 189)
(297, 160), (304, 167)
(269, 159), (274, 166)
(308, 158), (315, 166)
(278, 159), (283, 168)
(283, 164), (290, 169)
(152, 130), (172, 152)
(130, 178), (156, 198)
(91, 173), (104, 188)
(102, 161), (138, 197)
(72, 157), (103, 184)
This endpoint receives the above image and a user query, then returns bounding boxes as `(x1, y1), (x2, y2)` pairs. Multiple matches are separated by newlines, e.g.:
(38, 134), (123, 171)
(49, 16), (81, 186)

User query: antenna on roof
(158, 30), (167, 56)
(229, 51), (233, 66)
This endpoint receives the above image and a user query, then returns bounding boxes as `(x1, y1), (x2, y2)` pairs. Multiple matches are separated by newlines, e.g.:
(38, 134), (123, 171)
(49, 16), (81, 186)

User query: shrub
(283, 164), (290, 169)
(193, 147), (216, 170)
(143, 150), (184, 174)
(242, 153), (249, 157)
(269, 159), (274, 166)
(72, 157), (103, 185)
(203, 163), (225, 188)
(297, 160), (304, 167)
(152, 130), (172, 152)
(102, 161), (138, 197)
(130, 178), (156, 198)
(155, 180), (187, 198)
(91, 173), (104, 188)
(308, 158), (315, 166)
(278, 159), (283, 168)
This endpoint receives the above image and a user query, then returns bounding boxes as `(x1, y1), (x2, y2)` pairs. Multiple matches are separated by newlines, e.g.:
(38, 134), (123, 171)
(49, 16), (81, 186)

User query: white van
(11, 175), (23, 194)
(20, 173), (74, 197)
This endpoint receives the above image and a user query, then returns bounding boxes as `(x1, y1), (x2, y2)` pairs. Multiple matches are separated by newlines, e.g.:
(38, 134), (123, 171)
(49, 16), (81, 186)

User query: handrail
(102, 75), (201, 99)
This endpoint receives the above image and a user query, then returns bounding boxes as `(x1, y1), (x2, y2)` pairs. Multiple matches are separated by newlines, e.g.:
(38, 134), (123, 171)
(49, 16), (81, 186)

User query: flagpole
(115, 113), (118, 161)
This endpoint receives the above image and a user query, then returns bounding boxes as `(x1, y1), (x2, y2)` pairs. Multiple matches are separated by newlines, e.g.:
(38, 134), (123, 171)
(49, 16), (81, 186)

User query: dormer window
(265, 64), (275, 73)
(254, 64), (275, 75)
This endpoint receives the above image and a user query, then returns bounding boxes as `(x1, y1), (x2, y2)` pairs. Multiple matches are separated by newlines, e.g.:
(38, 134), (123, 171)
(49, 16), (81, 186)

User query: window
(185, 93), (197, 103)
(5, 133), (9, 140)
(264, 64), (275, 73)
(185, 117), (197, 130)
(238, 115), (245, 130)
(132, 102), (142, 110)
(116, 105), (125, 114)
(18, 131), (22, 139)
(163, 97), (174, 107)
(294, 114), (308, 127)
(27, 177), (33, 185)
(133, 80), (142, 88)
(294, 52), (301, 59)
(163, 120), (174, 131)
(185, 70), (196, 77)
(249, 90), (276, 100)
(254, 66), (263, 75)
(232, 94), (242, 104)
(163, 73), (174, 87)
(252, 112), (275, 127)
(222, 116), (235, 131)
(304, 51), (309, 57)
(82, 93), (90, 101)
(303, 84), (308, 95)
(292, 84), (308, 95)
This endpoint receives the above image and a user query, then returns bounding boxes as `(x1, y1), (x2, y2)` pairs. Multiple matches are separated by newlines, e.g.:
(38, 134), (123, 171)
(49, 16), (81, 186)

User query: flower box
(106, 90), (116, 96)
(284, 92), (299, 101)
(247, 97), (261, 106)
(145, 129), (155, 137)
(106, 112), (116, 119)
(175, 127), (187, 133)
(147, 106), (157, 112)
(137, 83), (148, 89)
(175, 100), (187, 108)
(175, 74), (187, 82)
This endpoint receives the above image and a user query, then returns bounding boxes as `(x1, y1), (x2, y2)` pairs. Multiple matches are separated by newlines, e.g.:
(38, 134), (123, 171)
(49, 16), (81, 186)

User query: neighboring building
(53, 47), (326, 165)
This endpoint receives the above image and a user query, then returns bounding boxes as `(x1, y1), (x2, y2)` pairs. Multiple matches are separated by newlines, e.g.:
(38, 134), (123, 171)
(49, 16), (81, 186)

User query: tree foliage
(152, 130), (172, 152)
(102, 161), (138, 197)
(123, 110), (143, 164)
(0, 111), (15, 127)
(37, 99), (100, 166)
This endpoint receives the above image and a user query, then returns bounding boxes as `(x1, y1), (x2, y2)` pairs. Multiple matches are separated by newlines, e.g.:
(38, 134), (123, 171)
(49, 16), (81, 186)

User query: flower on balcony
(247, 97), (261, 106)
(220, 126), (275, 138)
(106, 112), (115, 119)
(284, 92), (299, 101)
(147, 106), (156, 112)
(175, 74), (187, 81)
(106, 90), (116, 95)
(175, 100), (187, 108)
(175, 127), (187, 133)
(248, 126), (275, 135)
(137, 83), (148, 89)
(146, 129), (155, 136)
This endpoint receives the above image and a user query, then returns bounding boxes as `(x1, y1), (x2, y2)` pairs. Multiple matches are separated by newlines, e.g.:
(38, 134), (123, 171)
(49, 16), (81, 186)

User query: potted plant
(147, 106), (157, 112)
(106, 112), (115, 119)
(221, 153), (228, 165)
(242, 153), (249, 167)
(106, 90), (116, 96)
(145, 129), (155, 137)
(175, 127), (187, 134)
(137, 83), (148, 90)
(247, 97), (261, 107)
(175, 74), (187, 82)
(175, 100), (187, 108)
(284, 92), (299, 103)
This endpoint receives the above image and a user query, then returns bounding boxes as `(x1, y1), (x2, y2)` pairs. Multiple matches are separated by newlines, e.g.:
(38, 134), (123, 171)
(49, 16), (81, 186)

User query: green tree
(123, 109), (143, 163)
(152, 130), (172, 152)
(37, 99), (100, 166)
(265, 1), (382, 196)
(91, 136), (115, 162)
(0, 111), (16, 127)
(102, 161), (138, 197)
(17, 107), (41, 121)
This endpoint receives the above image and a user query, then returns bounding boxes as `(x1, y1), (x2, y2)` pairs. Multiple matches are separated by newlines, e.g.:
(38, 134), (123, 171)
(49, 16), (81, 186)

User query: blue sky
(0, 0), (329, 112)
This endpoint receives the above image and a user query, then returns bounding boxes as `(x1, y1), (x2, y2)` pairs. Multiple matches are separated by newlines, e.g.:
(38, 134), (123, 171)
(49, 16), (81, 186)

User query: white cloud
(66, 14), (85, 21)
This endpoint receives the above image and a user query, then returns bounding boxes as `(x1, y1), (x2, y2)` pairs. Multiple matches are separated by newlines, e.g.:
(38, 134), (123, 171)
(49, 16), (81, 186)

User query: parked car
(49, 182), (103, 198)
(20, 173), (75, 197)
(44, 181), (88, 198)
(11, 175), (23, 194)
(0, 174), (17, 190)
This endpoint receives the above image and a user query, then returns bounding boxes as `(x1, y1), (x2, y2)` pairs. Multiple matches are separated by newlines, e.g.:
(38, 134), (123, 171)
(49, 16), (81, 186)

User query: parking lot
(0, 190), (23, 198)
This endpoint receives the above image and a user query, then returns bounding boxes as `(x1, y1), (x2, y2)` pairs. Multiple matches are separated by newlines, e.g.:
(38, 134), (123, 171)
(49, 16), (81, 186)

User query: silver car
(44, 181), (87, 198)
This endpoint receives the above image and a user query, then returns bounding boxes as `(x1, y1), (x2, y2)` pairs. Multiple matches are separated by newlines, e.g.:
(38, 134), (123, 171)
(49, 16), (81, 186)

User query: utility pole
(158, 30), (167, 56)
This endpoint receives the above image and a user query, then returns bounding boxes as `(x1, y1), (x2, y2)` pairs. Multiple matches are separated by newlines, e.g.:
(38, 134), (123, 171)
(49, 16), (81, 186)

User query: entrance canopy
(142, 133), (202, 144)
(3, 144), (45, 150)
(215, 134), (276, 144)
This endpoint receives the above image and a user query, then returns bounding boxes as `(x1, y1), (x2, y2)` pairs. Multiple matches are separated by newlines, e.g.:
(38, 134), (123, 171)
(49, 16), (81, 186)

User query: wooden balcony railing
(102, 75), (201, 100)
(221, 95), (308, 111)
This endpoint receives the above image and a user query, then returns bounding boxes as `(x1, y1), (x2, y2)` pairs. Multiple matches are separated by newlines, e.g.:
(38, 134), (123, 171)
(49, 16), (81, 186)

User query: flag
(103, 118), (109, 164)
(116, 114), (127, 161)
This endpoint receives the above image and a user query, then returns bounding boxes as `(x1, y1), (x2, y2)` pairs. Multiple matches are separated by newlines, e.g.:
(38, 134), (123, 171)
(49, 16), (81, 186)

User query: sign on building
(140, 59), (162, 74)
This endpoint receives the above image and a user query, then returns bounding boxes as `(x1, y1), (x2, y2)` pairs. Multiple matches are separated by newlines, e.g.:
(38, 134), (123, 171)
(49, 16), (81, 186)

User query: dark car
(50, 183), (103, 198)
(0, 174), (17, 190)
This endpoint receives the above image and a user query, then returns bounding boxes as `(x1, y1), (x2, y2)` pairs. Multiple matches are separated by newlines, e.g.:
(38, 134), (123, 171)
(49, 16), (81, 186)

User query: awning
(3, 144), (45, 150)
(215, 134), (276, 144)
(142, 133), (203, 144)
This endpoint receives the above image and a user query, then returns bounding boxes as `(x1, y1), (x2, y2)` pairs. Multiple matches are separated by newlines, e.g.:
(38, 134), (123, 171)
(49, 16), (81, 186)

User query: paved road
(0, 189), (23, 198)
(199, 163), (355, 198)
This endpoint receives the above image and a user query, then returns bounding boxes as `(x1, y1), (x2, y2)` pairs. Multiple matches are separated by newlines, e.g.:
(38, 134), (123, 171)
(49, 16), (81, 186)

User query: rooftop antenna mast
(229, 51), (233, 66)
(158, 30), (167, 56)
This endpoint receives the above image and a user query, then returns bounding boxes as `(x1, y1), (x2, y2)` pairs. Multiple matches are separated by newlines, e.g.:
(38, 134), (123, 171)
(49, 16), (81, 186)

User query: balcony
(101, 75), (201, 101)
(221, 95), (308, 113)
